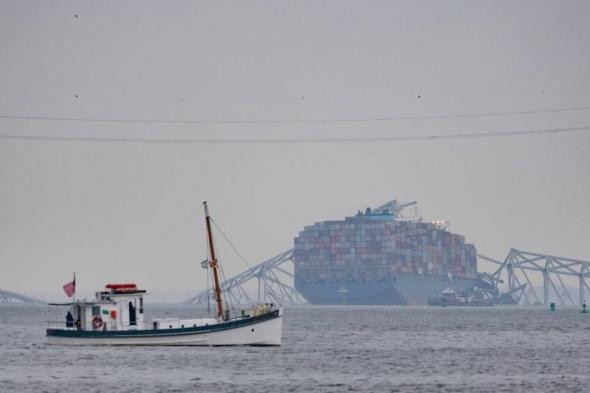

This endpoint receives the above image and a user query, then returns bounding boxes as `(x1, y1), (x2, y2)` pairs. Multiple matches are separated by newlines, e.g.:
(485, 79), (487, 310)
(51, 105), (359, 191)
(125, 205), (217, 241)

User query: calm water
(1, 304), (589, 392)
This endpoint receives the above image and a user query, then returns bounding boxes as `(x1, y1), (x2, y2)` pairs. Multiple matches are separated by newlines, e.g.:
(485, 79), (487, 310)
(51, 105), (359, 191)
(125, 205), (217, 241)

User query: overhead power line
(0, 126), (589, 144)
(1, 105), (590, 124)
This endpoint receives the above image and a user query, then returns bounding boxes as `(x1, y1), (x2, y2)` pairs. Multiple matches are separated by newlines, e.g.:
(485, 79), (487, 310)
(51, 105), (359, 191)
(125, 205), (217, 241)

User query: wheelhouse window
(92, 305), (101, 316)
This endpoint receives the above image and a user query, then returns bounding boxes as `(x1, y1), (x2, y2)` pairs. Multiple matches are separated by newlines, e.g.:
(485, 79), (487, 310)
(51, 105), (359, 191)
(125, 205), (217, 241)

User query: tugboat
(46, 202), (283, 346)
(428, 287), (495, 307)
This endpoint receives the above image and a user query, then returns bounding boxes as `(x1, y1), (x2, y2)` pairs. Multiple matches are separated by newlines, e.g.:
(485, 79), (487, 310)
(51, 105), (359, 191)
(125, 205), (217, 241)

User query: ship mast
(203, 201), (224, 320)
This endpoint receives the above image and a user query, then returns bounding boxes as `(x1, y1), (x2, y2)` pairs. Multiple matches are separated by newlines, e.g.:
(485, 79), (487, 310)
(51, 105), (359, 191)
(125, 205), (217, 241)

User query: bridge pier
(578, 271), (585, 306)
(543, 267), (549, 306)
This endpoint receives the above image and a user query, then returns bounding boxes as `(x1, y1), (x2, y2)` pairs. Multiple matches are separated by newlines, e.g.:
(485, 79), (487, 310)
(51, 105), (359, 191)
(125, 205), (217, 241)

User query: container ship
(293, 200), (478, 305)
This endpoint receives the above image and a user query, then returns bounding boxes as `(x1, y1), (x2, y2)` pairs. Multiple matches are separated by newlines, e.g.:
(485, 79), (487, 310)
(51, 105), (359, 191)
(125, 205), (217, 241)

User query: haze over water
(1, 304), (589, 393)
(1, 1), (590, 300)
(1, 2), (590, 392)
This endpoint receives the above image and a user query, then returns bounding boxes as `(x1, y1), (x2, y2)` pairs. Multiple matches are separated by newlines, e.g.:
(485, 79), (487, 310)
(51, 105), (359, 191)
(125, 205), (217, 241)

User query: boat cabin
(50, 283), (146, 331)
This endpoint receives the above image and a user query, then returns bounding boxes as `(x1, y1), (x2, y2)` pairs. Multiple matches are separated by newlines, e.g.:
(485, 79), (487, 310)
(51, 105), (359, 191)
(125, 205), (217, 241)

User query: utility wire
(0, 125), (589, 144)
(1, 105), (590, 124)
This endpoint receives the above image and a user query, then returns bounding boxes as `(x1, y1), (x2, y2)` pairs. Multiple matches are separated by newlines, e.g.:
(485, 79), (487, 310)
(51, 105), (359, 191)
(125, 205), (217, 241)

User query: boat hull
(295, 276), (478, 305)
(47, 310), (282, 346)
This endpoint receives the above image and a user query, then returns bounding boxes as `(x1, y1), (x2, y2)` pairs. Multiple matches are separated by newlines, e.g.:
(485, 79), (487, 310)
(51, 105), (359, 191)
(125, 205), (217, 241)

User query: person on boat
(65, 311), (74, 328)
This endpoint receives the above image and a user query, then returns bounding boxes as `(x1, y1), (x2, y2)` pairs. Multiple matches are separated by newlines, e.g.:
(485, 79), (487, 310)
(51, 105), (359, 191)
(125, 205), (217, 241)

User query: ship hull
(296, 276), (477, 305)
(47, 310), (282, 346)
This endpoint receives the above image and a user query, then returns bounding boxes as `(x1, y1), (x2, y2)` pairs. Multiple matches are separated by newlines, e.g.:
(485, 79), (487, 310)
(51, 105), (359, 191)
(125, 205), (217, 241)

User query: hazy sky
(1, 1), (589, 301)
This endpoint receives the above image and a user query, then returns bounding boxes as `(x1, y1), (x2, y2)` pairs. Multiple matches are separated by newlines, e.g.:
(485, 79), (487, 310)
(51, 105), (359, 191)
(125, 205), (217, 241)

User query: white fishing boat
(46, 202), (283, 346)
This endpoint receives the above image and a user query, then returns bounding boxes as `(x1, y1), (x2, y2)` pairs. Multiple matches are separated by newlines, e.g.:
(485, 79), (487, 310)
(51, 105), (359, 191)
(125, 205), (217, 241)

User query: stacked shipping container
(293, 212), (477, 285)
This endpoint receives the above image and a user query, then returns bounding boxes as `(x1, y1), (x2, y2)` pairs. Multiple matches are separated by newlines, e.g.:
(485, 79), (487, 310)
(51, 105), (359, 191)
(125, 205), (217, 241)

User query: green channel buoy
(582, 303), (588, 314)
(550, 302), (556, 311)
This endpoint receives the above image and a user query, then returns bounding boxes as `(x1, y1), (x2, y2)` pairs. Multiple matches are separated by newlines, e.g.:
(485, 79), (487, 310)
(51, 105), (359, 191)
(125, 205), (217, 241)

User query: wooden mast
(203, 201), (224, 320)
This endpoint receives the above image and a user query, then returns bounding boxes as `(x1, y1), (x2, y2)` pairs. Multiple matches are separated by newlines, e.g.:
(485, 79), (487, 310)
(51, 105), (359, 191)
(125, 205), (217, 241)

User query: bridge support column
(543, 268), (549, 306)
(578, 273), (585, 306)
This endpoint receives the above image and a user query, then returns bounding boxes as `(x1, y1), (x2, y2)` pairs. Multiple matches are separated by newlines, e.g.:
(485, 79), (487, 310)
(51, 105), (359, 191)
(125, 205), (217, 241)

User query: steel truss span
(0, 289), (45, 304)
(185, 247), (589, 307)
(183, 249), (307, 306)
(479, 248), (590, 306)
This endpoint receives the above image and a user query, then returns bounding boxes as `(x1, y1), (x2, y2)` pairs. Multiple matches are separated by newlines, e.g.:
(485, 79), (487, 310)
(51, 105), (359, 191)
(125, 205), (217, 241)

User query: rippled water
(1, 304), (589, 392)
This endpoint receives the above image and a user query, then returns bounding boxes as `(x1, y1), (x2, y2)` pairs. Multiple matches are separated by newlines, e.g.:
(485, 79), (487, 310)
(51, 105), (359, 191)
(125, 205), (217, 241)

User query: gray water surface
(1, 304), (589, 392)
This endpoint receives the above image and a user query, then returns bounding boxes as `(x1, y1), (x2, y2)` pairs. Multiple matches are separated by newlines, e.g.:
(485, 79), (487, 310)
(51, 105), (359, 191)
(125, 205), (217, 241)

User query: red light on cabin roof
(105, 283), (138, 290)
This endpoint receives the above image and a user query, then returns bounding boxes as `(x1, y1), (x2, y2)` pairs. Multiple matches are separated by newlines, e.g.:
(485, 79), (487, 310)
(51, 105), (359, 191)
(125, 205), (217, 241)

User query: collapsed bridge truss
(479, 248), (590, 306)
(183, 249), (307, 306)
(0, 289), (45, 304)
(184, 247), (590, 306)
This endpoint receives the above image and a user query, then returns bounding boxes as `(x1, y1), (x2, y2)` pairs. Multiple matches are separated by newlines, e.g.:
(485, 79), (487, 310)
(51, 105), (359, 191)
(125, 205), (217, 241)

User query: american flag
(63, 276), (76, 297)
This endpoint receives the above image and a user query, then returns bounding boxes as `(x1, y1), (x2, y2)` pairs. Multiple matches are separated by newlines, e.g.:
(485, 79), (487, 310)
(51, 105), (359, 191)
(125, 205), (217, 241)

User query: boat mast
(203, 201), (224, 320)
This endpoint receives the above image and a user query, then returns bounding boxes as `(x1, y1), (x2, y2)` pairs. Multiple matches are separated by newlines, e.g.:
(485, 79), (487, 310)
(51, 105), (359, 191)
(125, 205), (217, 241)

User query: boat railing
(47, 304), (279, 331)
(47, 316), (149, 331)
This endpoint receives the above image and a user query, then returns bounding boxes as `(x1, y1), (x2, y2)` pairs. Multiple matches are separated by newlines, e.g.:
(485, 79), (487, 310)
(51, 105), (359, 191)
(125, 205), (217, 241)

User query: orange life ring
(92, 316), (103, 329)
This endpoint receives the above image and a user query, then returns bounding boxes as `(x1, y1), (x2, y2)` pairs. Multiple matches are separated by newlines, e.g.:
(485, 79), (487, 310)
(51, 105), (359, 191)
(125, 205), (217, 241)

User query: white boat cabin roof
(50, 283), (146, 307)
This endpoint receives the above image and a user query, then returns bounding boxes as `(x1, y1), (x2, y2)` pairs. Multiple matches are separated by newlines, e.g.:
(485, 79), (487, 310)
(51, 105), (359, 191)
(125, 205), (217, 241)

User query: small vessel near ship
(428, 287), (495, 307)
(46, 202), (283, 346)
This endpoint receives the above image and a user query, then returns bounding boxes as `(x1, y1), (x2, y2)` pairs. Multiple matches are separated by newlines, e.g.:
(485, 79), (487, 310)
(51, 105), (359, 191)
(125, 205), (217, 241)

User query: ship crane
(373, 199), (420, 221)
